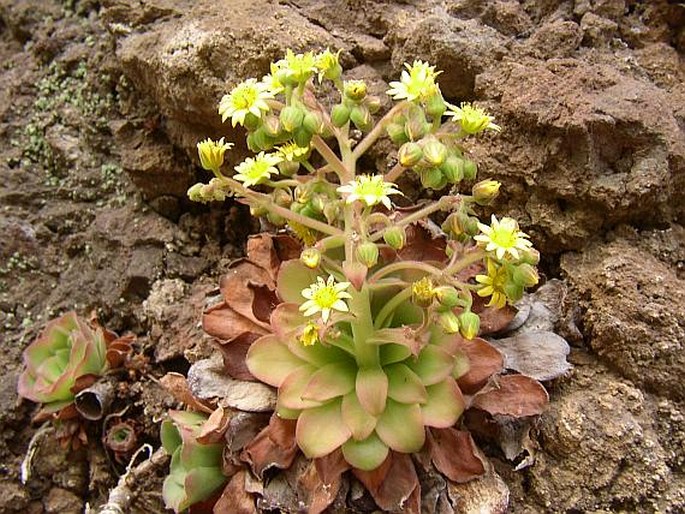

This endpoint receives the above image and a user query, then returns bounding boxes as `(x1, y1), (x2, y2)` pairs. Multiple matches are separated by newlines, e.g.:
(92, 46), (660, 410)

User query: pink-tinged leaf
(197, 406), (231, 445)
(380, 343), (412, 365)
(342, 433), (389, 471)
(183, 466), (228, 511)
(367, 326), (428, 357)
(296, 400), (351, 458)
(301, 361), (356, 402)
(428, 326), (460, 354)
(340, 391), (376, 441)
(455, 337), (504, 394)
(428, 428), (485, 483)
(278, 366), (323, 410)
(245, 334), (305, 387)
(471, 375), (549, 417)
(159, 373), (214, 414)
(353, 452), (420, 513)
(285, 335), (352, 368)
(343, 261), (368, 291)
(385, 363), (428, 404)
(271, 303), (307, 340)
(422, 378), (465, 428)
(375, 399), (425, 453)
(410, 345), (454, 386)
(453, 349), (470, 379)
(241, 415), (298, 478)
(277, 260), (319, 303)
(356, 367), (388, 416)
(341, 392), (377, 441)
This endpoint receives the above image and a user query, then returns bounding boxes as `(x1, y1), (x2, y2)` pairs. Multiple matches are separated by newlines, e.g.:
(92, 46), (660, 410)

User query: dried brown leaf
(159, 372), (214, 414)
(471, 375), (549, 417)
(213, 471), (256, 514)
(298, 450), (350, 514)
(197, 405), (231, 444)
(241, 414), (298, 478)
(455, 337), (504, 395)
(213, 332), (261, 381)
(353, 452), (420, 512)
(428, 428), (486, 483)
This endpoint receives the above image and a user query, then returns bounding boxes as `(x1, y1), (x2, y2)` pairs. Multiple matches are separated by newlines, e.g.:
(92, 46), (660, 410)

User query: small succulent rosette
(161, 410), (228, 512)
(17, 311), (109, 414)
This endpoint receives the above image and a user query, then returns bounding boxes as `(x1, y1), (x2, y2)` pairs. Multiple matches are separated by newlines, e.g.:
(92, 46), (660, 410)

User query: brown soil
(0, 0), (683, 513)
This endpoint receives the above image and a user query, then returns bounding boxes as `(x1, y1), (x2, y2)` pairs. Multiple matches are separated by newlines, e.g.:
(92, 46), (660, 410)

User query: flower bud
(422, 139), (448, 166)
(435, 286), (460, 308)
(267, 211), (286, 226)
(350, 105), (371, 131)
(331, 103), (351, 127)
(273, 188), (292, 207)
(440, 155), (464, 183)
(472, 179), (501, 206)
(463, 159), (477, 180)
(411, 277), (435, 307)
(344, 80), (367, 101)
(356, 241), (379, 267)
(420, 167), (445, 189)
(187, 183), (205, 203)
(243, 113), (261, 131)
(504, 281), (524, 303)
(300, 248), (321, 269)
(438, 311), (460, 334)
(425, 93), (447, 119)
(398, 142), (423, 167)
(251, 127), (273, 151)
(280, 105), (305, 132)
(383, 226), (406, 250)
(512, 263), (539, 287)
(442, 212), (466, 237)
(250, 205), (267, 217)
(458, 311), (480, 340)
(464, 216), (479, 236)
(404, 117), (429, 141)
(520, 248), (540, 266)
(386, 122), (409, 145)
(323, 201), (341, 223)
(366, 96), (382, 114)
(302, 111), (323, 134)
(278, 160), (300, 177)
(293, 126), (313, 148)
(197, 137), (232, 173)
(262, 115), (281, 137)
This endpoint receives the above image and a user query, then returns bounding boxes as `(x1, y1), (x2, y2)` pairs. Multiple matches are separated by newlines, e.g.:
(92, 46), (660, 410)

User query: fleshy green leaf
(277, 260), (320, 303)
(286, 335), (352, 368)
(341, 392), (377, 440)
(278, 365), (324, 410)
(271, 302), (308, 340)
(161, 420), (182, 454)
(296, 400), (352, 458)
(380, 343), (412, 365)
(183, 466), (228, 510)
(302, 361), (357, 402)
(410, 345), (454, 386)
(245, 334), (306, 387)
(375, 399), (425, 453)
(422, 378), (464, 428)
(342, 433), (389, 471)
(356, 367), (388, 416)
(385, 363), (427, 404)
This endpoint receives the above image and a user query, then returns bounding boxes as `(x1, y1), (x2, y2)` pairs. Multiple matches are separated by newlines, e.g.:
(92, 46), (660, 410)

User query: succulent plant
(17, 312), (109, 413)
(161, 410), (228, 513)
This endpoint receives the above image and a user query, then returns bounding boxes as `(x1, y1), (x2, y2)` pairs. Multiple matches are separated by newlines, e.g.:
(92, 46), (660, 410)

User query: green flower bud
(350, 105), (372, 131)
(278, 160), (300, 177)
(356, 241), (379, 267)
(442, 212), (467, 237)
(383, 226), (406, 250)
(187, 183), (205, 203)
(398, 142), (423, 167)
(246, 132), (259, 153)
(293, 126), (313, 148)
(458, 311), (480, 340)
(262, 115), (281, 137)
(404, 117), (429, 141)
(250, 205), (267, 217)
(331, 103), (351, 127)
(251, 127), (273, 151)
(438, 310), (460, 334)
(302, 111), (323, 134)
(512, 263), (539, 287)
(464, 216), (479, 236)
(344, 80), (367, 101)
(280, 105), (305, 132)
(267, 211), (286, 226)
(323, 201), (341, 223)
(366, 96), (382, 114)
(273, 188), (292, 207)
(463, 159), (477, 180)
(472, 179), (501, 206)
(420, 167), (445, 189)
(243, 112), (261, 131)
(435, 286), (460, 308)
(425, 93), (447, 119)
(520, 248), (540, 266)
(504, 281), (524, 303)
(422, 139), (448, 167)
(300, 248), (321, 269)
(386, 122), (409, 145)
(440, 155), (464, 183)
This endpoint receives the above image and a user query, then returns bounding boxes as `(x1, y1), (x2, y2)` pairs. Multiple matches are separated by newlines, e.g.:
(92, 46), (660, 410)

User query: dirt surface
(0, 0), (683, 512)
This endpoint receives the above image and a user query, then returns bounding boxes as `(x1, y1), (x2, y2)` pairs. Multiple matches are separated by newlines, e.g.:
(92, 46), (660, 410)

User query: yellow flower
(387, 60), (442, 102)
(411, 276), (435, 307)
(475, 259), (509, 309)
(474, 215), (533, 261)
(277, 141), (310, 162)
(233, 152), (282, 187)
(196, 137), (233, 173)
(315, 48), (342, 82)
(446, 102), (501, 134)
(299, 321), (320, 346)
(300, 276), (352, 323)
(283, 49), (317, 84)
(261, 61), (286, 95)
(336, 175), (402, 209)
(219, 79), (274, 127)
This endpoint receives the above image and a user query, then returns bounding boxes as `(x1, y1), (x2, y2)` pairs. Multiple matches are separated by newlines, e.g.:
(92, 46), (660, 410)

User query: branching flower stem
(352, 101), (409, 160)
(312, 135), (348, 180)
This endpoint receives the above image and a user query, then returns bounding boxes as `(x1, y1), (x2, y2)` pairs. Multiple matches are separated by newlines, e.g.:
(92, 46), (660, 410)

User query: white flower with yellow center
(196, 137), (233, 173)
(446, 102), (501, 134)
(261, 61), (286, 95)
(337, 174), (402, 209)
(283, 49), (317, 84)
(315, 48), (342, 82)
(299, 276), (352, 323)
(474, 215), (533, 261)
(219, 79), (274, 127)
(233, 152), (282, 187)
(475, 259), (509, 309)
(387, 60), (441, 102)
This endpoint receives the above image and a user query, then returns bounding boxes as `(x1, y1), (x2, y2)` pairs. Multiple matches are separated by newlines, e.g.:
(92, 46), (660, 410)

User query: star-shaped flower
(299, 276), (352, 323)
(474, 215), (533, 261)
(475, 259), (509, 309)
(196, 137), (233, 173)
(445, 102), (501, 134)
(387, 60), (441, 102)
(219, 79), (274, 127)
(337, 174), (402, 209)
(233, 152), (282, 187)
